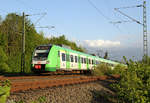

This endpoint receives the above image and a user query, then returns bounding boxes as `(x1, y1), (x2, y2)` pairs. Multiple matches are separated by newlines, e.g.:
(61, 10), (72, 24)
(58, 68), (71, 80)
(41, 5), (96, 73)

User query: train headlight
(46, 60), (50, 64)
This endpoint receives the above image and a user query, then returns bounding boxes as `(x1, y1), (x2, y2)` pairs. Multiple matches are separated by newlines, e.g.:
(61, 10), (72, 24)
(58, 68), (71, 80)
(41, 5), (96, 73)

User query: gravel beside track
(7, 80), (115, 103)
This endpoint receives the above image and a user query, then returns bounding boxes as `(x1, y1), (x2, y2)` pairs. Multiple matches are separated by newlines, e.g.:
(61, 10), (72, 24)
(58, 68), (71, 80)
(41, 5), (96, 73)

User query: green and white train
(31, 44), (120, 73)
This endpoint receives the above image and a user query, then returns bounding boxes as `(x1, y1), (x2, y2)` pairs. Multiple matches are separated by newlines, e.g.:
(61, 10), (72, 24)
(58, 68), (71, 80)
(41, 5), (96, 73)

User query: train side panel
(45, 46), (58, 71)
(31, 44), (124, 73)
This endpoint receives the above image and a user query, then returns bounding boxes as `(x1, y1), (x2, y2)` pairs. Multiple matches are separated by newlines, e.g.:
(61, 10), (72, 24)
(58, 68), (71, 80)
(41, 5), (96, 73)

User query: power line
(87, 0), (110, 20)
(114, 1), (148, 61)
(114, 6), (143, 25)
(87, 0), (126, 33)
(14, 0), (48, 26)
(116, 5), (143, 9)
(102, 0), (127, 33)
(33, 13), (47, 26)
(111, 4), (138, 35)
(35, 26), (55, 29)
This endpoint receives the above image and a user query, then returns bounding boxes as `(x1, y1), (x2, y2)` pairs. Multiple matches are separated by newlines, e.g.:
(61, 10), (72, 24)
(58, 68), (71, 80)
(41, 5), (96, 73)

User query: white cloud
(83, 40), (121, 48)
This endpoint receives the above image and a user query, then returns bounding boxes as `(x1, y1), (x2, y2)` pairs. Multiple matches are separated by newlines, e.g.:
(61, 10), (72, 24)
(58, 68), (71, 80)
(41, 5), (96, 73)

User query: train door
(70, 54), (74, 69)
(80, 56), (86, 69)
(80, 56), (83, 69)
(60, 50), (66, 69)
(91, 58), (95, 69)
(74, 55), (78, 69)
(88, 58), (92, 69)
(70, 53), (78, 69)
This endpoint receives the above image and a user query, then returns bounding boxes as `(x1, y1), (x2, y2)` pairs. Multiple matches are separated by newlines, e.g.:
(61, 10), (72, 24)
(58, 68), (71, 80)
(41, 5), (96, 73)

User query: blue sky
(0, 0), (150, 60)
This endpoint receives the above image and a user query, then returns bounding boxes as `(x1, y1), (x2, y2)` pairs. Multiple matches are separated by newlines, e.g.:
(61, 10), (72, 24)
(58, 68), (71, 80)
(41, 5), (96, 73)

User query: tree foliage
(0, 13), (84, 73)
(48, 35), (85, 52)
(0, 47), (10, 73)
(112, 57), (150, 103)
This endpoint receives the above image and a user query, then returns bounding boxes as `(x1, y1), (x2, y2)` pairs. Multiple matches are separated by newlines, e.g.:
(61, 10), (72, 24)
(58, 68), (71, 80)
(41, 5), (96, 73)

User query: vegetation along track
(0, 74), (120, 93)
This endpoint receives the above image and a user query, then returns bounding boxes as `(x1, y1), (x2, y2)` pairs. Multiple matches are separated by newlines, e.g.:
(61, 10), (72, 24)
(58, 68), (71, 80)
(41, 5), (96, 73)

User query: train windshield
(33, 46), (52, 60)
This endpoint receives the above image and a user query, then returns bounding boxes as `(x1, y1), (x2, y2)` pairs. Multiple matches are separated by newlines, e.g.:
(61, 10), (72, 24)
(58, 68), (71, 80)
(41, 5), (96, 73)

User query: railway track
(0, 74), (84, 80)
(0, 74), (120, 93)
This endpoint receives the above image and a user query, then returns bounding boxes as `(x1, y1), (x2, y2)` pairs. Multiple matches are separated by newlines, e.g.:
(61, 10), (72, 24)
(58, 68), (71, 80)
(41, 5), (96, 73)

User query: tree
(0, 47), (10, 73)
(48, 35), (85, 52)
(0, 16), (2, 24)
(0, 13), (85, 73)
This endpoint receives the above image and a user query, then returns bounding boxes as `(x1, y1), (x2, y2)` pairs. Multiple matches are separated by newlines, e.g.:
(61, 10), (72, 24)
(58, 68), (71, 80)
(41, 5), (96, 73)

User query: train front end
(31, 45), (52, 73)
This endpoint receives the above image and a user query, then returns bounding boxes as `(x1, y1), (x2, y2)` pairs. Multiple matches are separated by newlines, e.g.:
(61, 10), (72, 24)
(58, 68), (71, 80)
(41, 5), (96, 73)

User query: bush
(92, 63), (127, 76)
(92, 63), (111, 76)
(0, 80), (11, 103)
(0, 63), (10, 73)
(110, 64), (127, 75)
(112, 58), (150, 103)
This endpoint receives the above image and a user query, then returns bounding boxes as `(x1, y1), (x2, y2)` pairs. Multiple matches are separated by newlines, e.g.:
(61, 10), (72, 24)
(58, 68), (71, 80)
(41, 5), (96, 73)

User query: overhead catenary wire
(14, 0), (48, 27)
(114, 8), (143, 25)
(102, 0), (126, 33)
(87, 0), (123, 32)
(110, 4), (141, 35)
(87, 0), (110, 21)
(110, 3), (144, 35)
(114, 1), (148, 59)
(115, 5), (143, 9)
(33, 13), (47, 26)
(113, 4), (143, 25)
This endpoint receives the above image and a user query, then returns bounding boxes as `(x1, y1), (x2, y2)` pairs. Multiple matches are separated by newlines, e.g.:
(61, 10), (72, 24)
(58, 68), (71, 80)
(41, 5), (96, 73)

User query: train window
(89, 59), (91, 64)
(75, 56), (78, 63)
(34, 46), (51, 60)
(34, 52), (48, 58)
(92, 60), (94, 64)
(84, 58), (86, 64)
(70, 55), (74, 62)
(62, 53), (66, 61)
(36, 46), (51, 50)
(81, 57), (84, 63)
